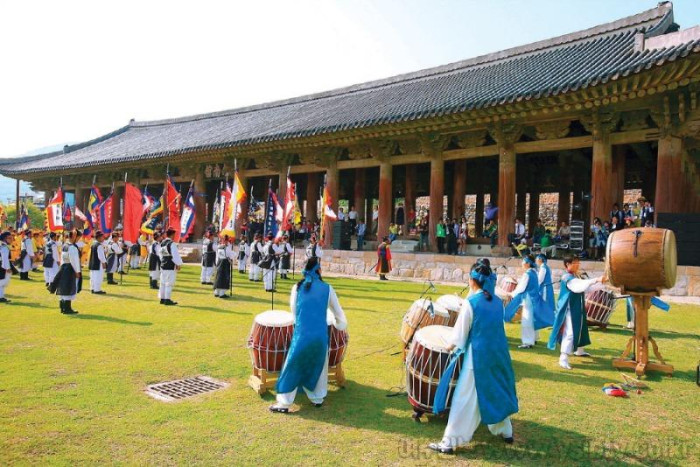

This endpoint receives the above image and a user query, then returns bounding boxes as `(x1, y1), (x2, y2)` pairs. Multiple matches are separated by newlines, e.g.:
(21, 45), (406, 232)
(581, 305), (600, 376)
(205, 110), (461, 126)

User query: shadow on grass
(591, 325), (700, 342)
(71, 313), (152, 326)
(184, 304), (250, 315)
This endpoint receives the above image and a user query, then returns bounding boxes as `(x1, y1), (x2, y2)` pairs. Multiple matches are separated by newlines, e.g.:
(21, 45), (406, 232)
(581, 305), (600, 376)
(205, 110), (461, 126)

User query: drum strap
(433, 345), (465, 415)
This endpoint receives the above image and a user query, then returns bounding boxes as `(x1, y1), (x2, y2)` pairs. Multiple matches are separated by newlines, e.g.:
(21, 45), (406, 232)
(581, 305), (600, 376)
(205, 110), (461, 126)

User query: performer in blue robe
(476, 258), (497, 295)
(504, 254), (554, 348)
(535, 254), (555, 316)
(270, 257), (347, 413)
(429, 262), (518, 454)
(547, 255), (606, 370)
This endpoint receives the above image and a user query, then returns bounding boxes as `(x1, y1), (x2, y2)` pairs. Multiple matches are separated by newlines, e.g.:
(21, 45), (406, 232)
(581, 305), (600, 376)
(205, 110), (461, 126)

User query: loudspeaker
(332, 221), (353, 250)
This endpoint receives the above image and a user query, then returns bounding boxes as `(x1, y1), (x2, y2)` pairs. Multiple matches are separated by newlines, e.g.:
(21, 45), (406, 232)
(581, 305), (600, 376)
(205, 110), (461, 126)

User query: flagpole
(264, 179), (272, 237)
(292, 181), (297, 279)
(164, 164), (169, 231)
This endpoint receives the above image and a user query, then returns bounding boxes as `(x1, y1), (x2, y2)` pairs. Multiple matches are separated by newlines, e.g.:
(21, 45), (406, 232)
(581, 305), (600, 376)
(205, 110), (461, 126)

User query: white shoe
(626, 322), (634, 329)
(559, 361), (572, 370)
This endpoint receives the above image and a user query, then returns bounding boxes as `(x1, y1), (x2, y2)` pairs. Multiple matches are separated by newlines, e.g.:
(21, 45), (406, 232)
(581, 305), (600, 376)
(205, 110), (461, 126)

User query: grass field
(0, 265), (698, 466)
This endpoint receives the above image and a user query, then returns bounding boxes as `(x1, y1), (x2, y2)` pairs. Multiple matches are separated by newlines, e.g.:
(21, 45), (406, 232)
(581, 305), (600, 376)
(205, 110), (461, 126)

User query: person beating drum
(269, 257), (347, 413)
(428, 262), (518, 454)
(547, 254), (607, 370)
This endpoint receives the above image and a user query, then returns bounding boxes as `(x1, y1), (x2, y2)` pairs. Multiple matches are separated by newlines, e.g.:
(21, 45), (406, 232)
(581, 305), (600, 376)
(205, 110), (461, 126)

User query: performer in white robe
(147, 233), (162, 289)
(271, 258), (347, 411)
(260, 234), (279, 292)
(248, 234), (264, 282)
(200, 231), (216, 284)
(18, 230), (35, 280)
(42, 233), (60, 285)
(158, 228), (183, 305)
(105, 233), (121, 284)
(213, 237), (235, 298)
(52, 230), (83, 315)
(88, 231), (107, 294)
(278, 235), (293, 279)
(429, 262), (517, 454)
(237, 239), (249, 274)
(0, 232), (13, 303)
(305, 235), (323, 260)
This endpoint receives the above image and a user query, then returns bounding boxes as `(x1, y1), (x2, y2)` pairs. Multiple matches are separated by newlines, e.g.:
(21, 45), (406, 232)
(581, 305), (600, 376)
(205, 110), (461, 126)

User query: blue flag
(264, 188), (278, 238)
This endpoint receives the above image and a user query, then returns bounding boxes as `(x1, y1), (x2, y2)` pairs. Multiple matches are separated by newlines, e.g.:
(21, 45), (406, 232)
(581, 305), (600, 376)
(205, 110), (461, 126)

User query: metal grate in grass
(145, 376), (228, 402)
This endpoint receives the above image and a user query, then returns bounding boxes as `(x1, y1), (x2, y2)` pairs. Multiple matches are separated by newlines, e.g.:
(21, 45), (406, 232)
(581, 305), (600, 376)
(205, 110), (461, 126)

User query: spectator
(484, 202), (499, 228)
(372, 206), (379, 235)
(556, 221), (570, 242)
(446, 219), (458, 255)
(640, 199), (654, 226)
(458, 217), (468, 255)
(484, 219), (498, 247)
(624, 217), (634, 228)
(348, 205), (358, 231)
(532, 219), (545, 244)
(622, 203), (634, 223)
(356, 219), (366, 251)
(418, 217), (429, 251)
(609, 203), (624, 226)
(436, 220), (446, 253)
(395, 203), (405, 227)
(337, 207), (346, 221)
(540, 230), (556, 257)
(388, 223), (399, 243)
(508, 219), (526, 245)
(609, 216), (622, 232)
(589, 218), (607, 260)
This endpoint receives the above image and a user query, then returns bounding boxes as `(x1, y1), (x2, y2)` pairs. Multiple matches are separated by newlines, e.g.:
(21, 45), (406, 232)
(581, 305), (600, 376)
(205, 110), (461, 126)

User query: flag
(166, 176), (181, 242)
(46, 188), (64, 232)
(282, 175), (296, 231)
(98, 192), (114, 234)
(219, 182), (232, 232)
(75, 206), (93, 237)
(319, 180), (337, 246)
(141, 197), (164, 235)
(89, 185), (103, 229)
(63, 203), (72, 224)
(0, 203), (5, 223)
(180, 185), (196, 241)
(293, 196), (302, 225)
(221, 171), (247, 238)
(212, 191), (220, 227)
(264, 185), (280, 238)
(142, 186), (156, 213)
(123, 183), (145, 244)
(18, 204), (29, 230)
(248, 188), (256, 219)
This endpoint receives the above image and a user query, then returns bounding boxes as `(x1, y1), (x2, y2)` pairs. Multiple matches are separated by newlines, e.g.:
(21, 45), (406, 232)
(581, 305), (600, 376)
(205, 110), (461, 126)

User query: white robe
(0, 243), (11, 298)
(511, 271), (538, 345)
(20, 238), (34, 272)
(440, 291), (512, 448)
(214, 244), (235, 296)
(560, 277), (600, 365)
(58, 243), (82, 301)
(158, 242), (183, 300)
(90, 243), (107, 292)
(276, 284), (347, 408)
(43, 241), (60, 284)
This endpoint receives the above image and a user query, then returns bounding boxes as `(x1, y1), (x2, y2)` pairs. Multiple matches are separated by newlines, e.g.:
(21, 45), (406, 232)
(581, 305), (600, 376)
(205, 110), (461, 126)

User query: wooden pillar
(278, 170), (287, 203)
(427, 151), (445, 252)
(516, 190), (526, 226)
(404, 164), (416, 234)
(193, 168), (206, 240)
(590, 126), (614, 224)
(497, 144), (516, 247)
(452, 159), (466, 219)
(112, 184), (124, 229)
(474, 162), (485, 236)
(377, 159), (392, 239)
(557, 187), (571, 226)
(14, 179), (20, 229)
(612, 145), (626, 207)
(306, 173), (319, 223)
(655, 135), (684, 221)
(324, 160), (339, 246)
(528, 191), (540, 234)
(74, 184), (85, 228)
(353, 168), (365, 223)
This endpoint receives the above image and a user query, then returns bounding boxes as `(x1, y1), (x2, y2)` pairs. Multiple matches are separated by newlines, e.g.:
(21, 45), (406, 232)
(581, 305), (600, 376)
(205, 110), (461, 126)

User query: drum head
(436, 295), (463, 312)
(411, 298), (450, 318)
(413, 325), (453, 353)
(255, 310), (294, 327)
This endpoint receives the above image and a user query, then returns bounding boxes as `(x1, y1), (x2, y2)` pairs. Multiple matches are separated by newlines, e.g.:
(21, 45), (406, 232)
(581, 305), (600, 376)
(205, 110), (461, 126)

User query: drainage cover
(145, 376), (228, 402)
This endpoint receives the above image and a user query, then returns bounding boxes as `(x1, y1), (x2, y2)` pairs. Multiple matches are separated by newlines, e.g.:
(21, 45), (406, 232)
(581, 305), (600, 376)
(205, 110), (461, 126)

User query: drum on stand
(405, 325), (461, 420)
(436, 294), (463, 327)
(585, 289), (616, 328)
(327, 309), (349, 367)
(400, 298), (450, 347)
(247, 310), (295, 372)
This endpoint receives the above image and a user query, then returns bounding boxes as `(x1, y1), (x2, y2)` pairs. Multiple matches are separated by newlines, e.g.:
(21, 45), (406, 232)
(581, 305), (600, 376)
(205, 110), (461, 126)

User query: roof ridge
(131, 2), (672, 128)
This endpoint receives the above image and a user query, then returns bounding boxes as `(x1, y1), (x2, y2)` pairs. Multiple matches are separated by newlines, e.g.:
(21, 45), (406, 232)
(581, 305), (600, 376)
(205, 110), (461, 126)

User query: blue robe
(547, 273), (591, 350)
(276, 280), (330, 394)
(434, 292), (518, 424)
(539, 264), (555, 316)
(504, 268), (553, 330)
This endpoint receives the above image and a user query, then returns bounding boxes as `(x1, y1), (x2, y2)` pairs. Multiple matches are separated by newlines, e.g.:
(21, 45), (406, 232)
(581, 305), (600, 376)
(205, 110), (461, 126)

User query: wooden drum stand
(249, 364), (346, 396)
(612, 290), (674, 377)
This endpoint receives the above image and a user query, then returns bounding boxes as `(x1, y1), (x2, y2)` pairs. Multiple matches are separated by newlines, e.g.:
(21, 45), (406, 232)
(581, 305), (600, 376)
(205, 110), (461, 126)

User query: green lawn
(0, 266), (698, 466)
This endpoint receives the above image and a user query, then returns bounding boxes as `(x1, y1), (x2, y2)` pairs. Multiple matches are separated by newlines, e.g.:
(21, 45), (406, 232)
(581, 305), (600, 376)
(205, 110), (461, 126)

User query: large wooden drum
(436, 294), (463, 327)
(606, 228), (677, 292)
(327, 309), (349, 367)
(405, 325), (461, 415)
(247, 310), (295, 372)
(400, 298), (450, 346)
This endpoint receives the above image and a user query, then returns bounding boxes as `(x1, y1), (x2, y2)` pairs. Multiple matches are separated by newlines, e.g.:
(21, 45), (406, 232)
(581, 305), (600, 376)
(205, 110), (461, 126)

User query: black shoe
(64, 301), (78, 314)
(503, 436), (514, 444)
(517, 344), (533, 349)
(201, 281), (206, 285)
(59, 300), (66, 314)
(313, 403), (323, 408)
(268, 405), (289, 414)
(427, 443), (454, 454)
(163, 299), (178, 306)
(94, 291), (106, 295)
(159, 299), (165, 305)
(0, 297), (10, 303)
(248, 279), (254, 282)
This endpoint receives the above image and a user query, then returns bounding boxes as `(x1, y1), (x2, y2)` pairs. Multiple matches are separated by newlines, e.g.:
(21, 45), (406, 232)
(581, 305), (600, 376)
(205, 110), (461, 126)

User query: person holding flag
(213, 235), (235, 298)
(158, 227), (183, 306)
(105, 232), (121, 285)
(278, 234), (293, 279)
(0, 231), (14, 303)
(17, 229), (35, 280)
(147, 231), (162, 290)
(319, 176), (337, 247)
(42, 232), (60, 286)
(259, 233), (280, 293)
(305, 234), (323, 259)
(237, 237), (249, 274)
(49, 229), (84, 315)
(201, 230), (216, 285)
(88, 231), (107, 294)
(248, 233), (263, 282)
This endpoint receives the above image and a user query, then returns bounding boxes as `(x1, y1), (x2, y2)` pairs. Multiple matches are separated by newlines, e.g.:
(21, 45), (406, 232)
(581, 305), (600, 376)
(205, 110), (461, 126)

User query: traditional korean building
(2, 2), (699, 255)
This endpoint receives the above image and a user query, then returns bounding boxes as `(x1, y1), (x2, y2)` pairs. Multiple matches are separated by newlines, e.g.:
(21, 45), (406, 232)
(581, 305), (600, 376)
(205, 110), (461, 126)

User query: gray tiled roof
(2, 2), (698, 176)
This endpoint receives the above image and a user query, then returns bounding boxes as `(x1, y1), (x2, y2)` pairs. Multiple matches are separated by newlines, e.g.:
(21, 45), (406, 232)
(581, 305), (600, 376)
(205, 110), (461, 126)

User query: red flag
(123, 183), (144, 244)
(282, 176), (296, 231)
(166, 177), (182, 242)
(46, 188), (64, 233)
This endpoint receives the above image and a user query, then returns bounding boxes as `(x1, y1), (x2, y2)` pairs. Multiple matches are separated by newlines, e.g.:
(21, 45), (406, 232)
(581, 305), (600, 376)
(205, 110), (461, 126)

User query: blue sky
(2, 0), (700, 198)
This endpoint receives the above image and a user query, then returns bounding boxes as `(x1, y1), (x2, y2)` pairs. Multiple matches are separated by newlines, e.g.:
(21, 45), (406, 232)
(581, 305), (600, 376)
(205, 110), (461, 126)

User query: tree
(3, 201), (46, 230)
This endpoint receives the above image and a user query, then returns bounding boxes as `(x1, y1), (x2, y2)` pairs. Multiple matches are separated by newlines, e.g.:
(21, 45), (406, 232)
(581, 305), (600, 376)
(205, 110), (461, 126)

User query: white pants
(249, 264), (261, 281)
(59, 278), (79, 301)
(238, 259), (246, 272)
(276, 360), (329, 408)
(263, 267), (275, 291)
(0, 276), (10, 298)
(559, 311), (587, 365)
(90, 269), (104, 292)
(214, 288), (228, 297)
(520, 302), (539, 345)
(159, 270), (176, 300)
(44, 265), (59, 284)
(201, 266), (213, 282)
(130, 256), (140, 269)
(441, 368), (513, 448)
(20, 256), (33, 273)
(149, 269), (160, 280)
